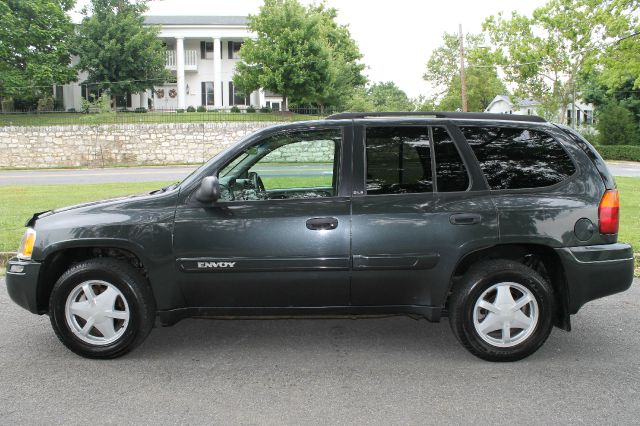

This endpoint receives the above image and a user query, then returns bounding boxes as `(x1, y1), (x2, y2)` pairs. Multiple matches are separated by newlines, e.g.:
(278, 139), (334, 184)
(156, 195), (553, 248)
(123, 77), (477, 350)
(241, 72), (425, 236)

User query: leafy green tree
(423, 32), (507, 112)
(483, 0), (639, 123)
(367, 82), (413, 111)
(0, 0), (77, 109)
(596, 102), (639, 145)
(74, 0), (170, 108)
(233, 0), (365, 111)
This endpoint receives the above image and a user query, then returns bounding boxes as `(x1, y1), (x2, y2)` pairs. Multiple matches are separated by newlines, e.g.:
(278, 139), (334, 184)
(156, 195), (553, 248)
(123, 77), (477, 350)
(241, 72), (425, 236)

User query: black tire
(49, 258), (156, 359)
(448, 259), (555, 362)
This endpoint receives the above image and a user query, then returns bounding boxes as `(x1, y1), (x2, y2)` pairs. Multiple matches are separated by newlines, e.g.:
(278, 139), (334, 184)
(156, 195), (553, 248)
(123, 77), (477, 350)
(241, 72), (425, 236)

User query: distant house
(60, 15), (282, 111)
(484, 95), (595, 127)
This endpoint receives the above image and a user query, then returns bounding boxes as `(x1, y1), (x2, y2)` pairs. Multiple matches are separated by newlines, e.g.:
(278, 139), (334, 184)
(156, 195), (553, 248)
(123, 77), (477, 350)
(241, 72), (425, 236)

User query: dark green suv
(5, 112), (634, 361)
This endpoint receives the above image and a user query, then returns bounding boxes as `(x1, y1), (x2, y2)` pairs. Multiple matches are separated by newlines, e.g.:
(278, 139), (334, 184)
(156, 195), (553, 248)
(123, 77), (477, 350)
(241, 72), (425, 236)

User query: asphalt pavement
(0, 277), (638, 425)
(0, 161), (637, 186)
(0, 164), (336, 186)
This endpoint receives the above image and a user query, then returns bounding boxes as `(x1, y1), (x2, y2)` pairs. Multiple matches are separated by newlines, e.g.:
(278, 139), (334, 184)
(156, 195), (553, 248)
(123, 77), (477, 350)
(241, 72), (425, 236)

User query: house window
(228, 41), (243, 59)
(201, 41), (214, 59)
(228, 82), (248, 106)
(201, 82), (214, 106)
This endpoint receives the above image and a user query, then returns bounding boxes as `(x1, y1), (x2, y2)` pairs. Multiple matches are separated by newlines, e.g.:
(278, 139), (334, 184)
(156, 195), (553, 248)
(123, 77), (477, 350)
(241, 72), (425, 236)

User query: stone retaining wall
(0, 122), (286, 168)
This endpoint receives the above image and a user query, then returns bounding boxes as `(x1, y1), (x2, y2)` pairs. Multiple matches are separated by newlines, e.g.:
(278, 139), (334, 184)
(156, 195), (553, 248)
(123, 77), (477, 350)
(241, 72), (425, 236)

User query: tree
(596, 102), (639, 145)
(367, 82), (413, 111)
(423, 32), (507, 112)
(0, 0), (77, 109)
(74, 0), (170, 108)
(233, 0), (366, 111)
(483, 0), (639, 123)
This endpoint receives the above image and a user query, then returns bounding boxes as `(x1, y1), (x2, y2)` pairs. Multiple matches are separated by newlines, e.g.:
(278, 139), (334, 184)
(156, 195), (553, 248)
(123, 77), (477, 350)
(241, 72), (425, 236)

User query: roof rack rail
(324, 111), (547, 123)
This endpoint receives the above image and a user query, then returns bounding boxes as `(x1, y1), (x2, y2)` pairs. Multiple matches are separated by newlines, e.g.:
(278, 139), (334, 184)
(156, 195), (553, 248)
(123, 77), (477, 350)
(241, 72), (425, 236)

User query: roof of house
(485, 95), (541, 112)
(144, 16), (248, 26)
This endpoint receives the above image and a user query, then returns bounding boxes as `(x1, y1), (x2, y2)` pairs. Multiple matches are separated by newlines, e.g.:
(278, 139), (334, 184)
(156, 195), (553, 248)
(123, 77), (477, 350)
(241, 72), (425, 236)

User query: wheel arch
(448, 243), (571, 331)
(36, 239), (153, 314)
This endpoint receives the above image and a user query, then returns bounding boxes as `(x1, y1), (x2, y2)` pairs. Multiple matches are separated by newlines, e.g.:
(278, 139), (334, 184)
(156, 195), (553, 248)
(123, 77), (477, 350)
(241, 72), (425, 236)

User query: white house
(61, 15), (283, 112)
(485, 95), (595, 127)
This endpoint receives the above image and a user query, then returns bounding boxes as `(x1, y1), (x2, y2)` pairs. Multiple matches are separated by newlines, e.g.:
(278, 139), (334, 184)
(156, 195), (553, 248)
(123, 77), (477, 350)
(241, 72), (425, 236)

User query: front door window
(218, 129), (342, 201)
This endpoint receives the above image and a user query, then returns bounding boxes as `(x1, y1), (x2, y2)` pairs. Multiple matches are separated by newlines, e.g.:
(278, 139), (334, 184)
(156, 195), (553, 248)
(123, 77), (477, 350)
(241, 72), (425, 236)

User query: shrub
(197, 105), (206, 112)
(259, 106), (272, 113)
(176, 108), (185, 113)
(37, 95), (55, 112)
(246, 105), (256, 113)
(577, 127), (598, 146)
(593, 145), (640, 162)
(230, 105), (241, 113)
(67, 108), (76, 113)
(186, 105), (196, 112)
(596, 103), (639, 145)
(134, 107), (147, 113)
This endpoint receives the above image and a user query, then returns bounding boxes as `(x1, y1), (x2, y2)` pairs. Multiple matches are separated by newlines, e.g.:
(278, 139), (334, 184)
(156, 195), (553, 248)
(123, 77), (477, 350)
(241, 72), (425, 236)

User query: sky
(71, 0), (549, 98)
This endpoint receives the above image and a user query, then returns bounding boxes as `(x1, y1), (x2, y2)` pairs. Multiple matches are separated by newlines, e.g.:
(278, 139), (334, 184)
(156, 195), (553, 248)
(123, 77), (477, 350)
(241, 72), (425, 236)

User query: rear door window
(460, 126), (576, 190)
(432, 127), (469, 192)
(365, 127), (433, 195)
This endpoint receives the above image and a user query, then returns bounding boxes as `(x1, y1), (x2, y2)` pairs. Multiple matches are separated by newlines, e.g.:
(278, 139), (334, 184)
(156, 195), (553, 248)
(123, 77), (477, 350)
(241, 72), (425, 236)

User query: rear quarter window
(460, 126), (576, 190)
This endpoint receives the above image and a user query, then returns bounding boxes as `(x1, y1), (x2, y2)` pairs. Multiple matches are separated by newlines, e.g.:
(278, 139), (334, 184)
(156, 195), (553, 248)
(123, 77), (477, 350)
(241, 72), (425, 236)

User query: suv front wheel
(448, 259), (555, 362)
(49, 258), (156, 359)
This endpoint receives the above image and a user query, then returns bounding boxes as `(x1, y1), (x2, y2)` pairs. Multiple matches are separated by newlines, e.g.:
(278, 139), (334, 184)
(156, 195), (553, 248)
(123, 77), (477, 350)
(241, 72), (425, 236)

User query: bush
(230, 105), (241, 113)
(176, 109), (185, 113)
(246, 105), (256, 113)
(596, 103), (639, 145)
(37, 95), (55, 112)
(593, 145), (640, 162)
(67, 108), (76, 113)
(134, 107), (147, 113)
(186, 105), (196, 112)
(577, 127), (598, 146)
(259, 106), (272, 113)
(197, 105), (206, 112)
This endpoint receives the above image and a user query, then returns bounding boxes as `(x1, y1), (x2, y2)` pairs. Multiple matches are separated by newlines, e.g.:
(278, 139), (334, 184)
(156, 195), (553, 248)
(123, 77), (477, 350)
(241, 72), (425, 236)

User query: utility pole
(459, 24), (468, 112)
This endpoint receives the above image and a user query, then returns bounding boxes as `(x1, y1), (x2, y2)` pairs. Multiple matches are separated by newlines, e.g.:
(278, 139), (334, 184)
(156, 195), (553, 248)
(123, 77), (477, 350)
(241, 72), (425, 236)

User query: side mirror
(195, 176), (220, 203)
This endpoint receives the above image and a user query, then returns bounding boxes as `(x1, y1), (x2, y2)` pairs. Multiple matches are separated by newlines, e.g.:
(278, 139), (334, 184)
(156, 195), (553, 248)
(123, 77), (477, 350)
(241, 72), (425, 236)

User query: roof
(143, 16), (248, 26)
(325, 111), (546, 123)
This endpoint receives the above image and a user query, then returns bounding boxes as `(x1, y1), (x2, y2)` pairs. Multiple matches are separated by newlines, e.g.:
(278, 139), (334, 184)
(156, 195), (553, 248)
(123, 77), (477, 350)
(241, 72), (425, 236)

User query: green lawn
(1, 177), (638, 256)
(0, 111), (325, 127)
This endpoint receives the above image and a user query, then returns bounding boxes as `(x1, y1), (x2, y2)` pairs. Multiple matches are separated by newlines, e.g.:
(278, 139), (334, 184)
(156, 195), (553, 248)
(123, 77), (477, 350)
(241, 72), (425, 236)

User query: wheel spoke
(477, 300), (499, 314)
(70, 301), (92, 321)
(104, 310), (128, 320)
(80, 317), (95, 337)
(479, 313), (503, 334)
(82, 283), (96, 303)
(94, 319), (117, 340)
(511, 294), (533, 312)
(512, 310), (533, 330)
(95, 286), (119, 309)
(502, 321), (511, 344)
(495, 284), (516, 307)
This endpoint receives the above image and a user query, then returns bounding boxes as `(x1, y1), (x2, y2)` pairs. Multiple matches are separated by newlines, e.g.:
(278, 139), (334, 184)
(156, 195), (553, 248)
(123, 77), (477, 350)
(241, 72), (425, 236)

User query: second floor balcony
(165, 50), (198, 71)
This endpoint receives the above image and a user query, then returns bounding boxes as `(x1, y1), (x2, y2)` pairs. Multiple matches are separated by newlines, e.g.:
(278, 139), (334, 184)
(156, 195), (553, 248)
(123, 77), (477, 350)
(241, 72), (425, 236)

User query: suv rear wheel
(448, 259), (555, 362)
(49, 258), (156, 359)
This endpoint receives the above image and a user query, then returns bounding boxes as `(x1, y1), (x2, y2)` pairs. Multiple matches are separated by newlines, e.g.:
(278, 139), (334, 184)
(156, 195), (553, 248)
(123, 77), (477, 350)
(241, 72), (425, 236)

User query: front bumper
(5, 258), (42, 314)
(556, 243), (635, 314)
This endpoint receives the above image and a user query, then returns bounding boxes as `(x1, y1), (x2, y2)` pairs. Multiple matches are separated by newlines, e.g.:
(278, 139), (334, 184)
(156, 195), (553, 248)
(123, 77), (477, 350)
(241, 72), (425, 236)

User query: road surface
(0, 277), (638, 424)
(0, 161), (637, 186)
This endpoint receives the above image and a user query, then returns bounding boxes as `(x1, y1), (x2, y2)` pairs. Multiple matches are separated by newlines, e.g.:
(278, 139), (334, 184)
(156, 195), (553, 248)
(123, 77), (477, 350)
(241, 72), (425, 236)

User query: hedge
(593, 145), (640, 162)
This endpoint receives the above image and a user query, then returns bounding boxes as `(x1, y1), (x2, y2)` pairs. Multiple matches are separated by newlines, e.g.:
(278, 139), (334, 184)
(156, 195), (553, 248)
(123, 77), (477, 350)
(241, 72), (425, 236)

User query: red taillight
(598, 189), (619, 234)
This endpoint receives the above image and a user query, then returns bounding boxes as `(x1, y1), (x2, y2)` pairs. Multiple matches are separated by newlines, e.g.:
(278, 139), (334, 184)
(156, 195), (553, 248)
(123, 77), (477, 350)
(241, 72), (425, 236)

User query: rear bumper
(5, 258), (42, 314)
(555, 243), (635, 314)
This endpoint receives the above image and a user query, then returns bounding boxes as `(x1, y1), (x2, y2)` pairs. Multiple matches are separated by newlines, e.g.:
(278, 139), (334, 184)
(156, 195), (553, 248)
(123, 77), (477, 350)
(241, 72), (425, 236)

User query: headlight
(17, 228), (37, 260)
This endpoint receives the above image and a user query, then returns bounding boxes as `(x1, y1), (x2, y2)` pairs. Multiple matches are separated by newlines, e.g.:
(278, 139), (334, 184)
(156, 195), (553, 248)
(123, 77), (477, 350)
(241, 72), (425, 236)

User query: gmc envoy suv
(6, 112), (635, 361)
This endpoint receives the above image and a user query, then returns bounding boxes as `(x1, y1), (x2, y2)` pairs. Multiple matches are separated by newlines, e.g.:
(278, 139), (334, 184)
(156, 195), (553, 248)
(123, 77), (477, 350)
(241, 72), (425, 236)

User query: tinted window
(366, 127), (432, 195)
(433, 127), (469, 192)
(218, 129), (341, 201)
(460, 127), (576, 190)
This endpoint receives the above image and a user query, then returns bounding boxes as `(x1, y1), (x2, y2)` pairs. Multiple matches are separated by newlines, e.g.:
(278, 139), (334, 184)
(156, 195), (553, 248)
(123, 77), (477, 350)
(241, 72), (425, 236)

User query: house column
(213, 37), (222, 107)
(176, 37), (186, 110)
